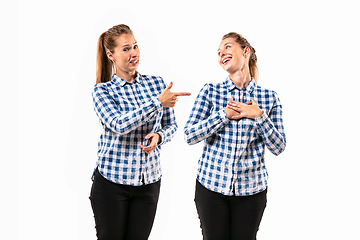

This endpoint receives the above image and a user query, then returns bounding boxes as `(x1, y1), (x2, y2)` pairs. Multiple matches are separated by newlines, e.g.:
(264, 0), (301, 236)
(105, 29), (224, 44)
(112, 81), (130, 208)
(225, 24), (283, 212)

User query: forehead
(218, 37), (237, 49)
(115, 34), (137, 46)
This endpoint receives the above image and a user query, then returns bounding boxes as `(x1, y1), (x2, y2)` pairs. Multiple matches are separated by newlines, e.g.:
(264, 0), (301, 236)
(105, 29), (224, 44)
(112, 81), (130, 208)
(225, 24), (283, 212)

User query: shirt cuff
(255, 111), (267, 124)
(152, 97), (163, 110)
(255, 111), (274, 138)
(156, 131), (165, 146)
(219, 108), (230, 124)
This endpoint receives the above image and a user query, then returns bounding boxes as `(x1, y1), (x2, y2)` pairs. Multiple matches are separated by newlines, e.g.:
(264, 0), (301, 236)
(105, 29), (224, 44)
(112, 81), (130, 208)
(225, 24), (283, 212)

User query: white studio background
(2, 0), (359, 239)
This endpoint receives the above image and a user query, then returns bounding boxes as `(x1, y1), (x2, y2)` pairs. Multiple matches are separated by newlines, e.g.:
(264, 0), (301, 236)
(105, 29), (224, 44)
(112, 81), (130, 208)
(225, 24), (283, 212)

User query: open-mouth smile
(222, 56), (232, 65)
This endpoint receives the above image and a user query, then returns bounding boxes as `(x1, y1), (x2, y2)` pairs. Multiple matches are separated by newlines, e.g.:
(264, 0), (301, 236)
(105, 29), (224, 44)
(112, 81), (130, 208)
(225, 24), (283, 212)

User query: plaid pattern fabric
(184, 77), (286, 196)
(92, 73), (177, 185)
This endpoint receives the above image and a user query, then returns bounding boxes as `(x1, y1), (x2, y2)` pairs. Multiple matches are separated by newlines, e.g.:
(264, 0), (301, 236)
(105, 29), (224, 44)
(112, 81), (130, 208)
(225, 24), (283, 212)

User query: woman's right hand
(225, 96), (252, 120)
(158, 82), (191, 107)
(225, 106), (239, 119)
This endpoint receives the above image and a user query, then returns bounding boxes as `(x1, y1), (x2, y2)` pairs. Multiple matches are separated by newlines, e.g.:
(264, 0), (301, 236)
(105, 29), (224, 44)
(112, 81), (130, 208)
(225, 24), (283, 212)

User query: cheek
(115, 52), (127, 61)
(218, 55), (224, 65)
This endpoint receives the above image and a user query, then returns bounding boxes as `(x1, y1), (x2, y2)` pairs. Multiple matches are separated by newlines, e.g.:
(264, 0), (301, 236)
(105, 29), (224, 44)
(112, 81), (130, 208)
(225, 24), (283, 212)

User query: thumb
(165, 82), (173, 91)
(145, 132), (154, 139)
(251, 98), (257, 105)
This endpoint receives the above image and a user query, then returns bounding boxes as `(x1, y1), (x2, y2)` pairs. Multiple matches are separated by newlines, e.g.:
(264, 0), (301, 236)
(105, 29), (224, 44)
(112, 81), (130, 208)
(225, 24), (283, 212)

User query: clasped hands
(225, 96), (264, 120)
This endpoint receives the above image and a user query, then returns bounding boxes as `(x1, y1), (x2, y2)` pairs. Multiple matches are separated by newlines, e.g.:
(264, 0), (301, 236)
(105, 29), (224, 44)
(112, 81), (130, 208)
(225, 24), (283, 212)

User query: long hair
(96, 24), (133, 84)
(222, 32), (258, 83)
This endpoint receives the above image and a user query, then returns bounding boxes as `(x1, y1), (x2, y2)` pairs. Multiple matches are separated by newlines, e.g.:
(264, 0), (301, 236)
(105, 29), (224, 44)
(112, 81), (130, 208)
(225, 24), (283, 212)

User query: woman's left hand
(139, 133), (161, 154)
(227, 98), (264, 120)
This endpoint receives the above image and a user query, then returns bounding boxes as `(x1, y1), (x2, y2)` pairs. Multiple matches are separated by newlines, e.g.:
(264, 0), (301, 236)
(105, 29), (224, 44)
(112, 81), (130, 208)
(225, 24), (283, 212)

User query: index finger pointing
(173, 92), (191, 96)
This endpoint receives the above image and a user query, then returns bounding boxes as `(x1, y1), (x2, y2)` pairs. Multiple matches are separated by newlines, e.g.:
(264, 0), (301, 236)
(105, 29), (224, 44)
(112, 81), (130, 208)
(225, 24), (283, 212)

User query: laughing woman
(90, 24), (190, 240)
(184, 32), (286, 240)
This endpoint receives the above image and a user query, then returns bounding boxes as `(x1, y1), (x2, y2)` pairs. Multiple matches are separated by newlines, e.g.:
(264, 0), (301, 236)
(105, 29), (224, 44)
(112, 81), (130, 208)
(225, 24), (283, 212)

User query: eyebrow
(122, 42), (138, 47)
(218, 42), (231, 52)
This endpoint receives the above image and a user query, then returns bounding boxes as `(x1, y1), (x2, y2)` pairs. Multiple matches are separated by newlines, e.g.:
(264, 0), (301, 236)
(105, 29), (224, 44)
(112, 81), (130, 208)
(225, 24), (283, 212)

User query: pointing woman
(184, 32), (286, 240)
(90, 24), (190, 240)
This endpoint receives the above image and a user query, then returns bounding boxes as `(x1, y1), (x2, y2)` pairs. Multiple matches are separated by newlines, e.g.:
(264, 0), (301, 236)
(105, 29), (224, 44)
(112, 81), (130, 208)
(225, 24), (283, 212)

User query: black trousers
(89, 168), (161, 240)
(195, 180), (267, 240)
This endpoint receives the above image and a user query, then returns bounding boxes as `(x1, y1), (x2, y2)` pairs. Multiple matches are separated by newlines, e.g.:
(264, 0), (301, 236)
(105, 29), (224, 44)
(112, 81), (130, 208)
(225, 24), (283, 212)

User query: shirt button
(242, 87), (246, 91)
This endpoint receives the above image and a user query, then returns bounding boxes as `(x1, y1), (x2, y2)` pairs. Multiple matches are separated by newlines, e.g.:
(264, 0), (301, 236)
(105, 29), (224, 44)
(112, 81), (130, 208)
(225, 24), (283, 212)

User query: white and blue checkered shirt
(92, 73), (177, 185)
(184, 77), (286, 196)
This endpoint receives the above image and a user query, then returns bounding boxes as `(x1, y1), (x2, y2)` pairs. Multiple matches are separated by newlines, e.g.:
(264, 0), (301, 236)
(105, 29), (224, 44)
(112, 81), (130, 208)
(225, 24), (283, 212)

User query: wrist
(156, 133), (162, 144)
(255, 110), (264, 119)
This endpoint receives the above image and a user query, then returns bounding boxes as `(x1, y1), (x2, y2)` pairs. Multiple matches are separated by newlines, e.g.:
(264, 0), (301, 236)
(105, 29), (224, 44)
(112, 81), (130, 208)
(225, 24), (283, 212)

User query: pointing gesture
(158, 82), (191, 107)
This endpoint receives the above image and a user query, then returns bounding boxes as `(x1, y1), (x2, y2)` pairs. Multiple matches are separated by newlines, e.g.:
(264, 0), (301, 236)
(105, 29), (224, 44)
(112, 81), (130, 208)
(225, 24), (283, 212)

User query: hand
(225, 96), (241, 119)
(225, 97), (252, 119)
(158, 82), (191, 107)
(227, 98), (263, 120)
(139, 133), (161, 154)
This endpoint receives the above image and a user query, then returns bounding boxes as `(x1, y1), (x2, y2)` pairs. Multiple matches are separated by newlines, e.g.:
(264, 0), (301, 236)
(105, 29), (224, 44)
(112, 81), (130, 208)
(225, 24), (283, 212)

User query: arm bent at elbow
(92, 86), (162, 135)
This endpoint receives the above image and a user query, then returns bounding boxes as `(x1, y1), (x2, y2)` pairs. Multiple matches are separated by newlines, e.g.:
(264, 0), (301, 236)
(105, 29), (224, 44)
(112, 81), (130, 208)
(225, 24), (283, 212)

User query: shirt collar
(226, 76), (256, 93)
(112, 72), (142, 87)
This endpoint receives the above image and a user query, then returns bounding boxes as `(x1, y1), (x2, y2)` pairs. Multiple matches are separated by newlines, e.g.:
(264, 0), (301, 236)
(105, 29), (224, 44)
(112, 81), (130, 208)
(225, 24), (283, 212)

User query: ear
(106, 51), (114, 61)
(244, 47), (251, 57)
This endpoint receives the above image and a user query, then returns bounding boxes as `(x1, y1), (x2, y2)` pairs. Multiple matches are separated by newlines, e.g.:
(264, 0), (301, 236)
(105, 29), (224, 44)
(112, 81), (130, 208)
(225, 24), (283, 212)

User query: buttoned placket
(128, 80), (148, 184)
(230, 86), (251, 195)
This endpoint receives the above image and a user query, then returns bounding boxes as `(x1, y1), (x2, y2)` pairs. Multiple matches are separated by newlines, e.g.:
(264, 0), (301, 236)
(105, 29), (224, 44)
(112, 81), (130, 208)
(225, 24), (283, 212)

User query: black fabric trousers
(195, 180), (267, 240)
(89, 168), (161, 240)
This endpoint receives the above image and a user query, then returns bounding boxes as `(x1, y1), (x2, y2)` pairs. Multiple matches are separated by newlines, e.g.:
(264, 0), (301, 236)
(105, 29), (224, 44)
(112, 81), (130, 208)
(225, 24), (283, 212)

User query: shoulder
(255, 84), (282, 104)
(200, 81), (226, 93)
(255, 84), (278, 95)
(139, 74), (166, 89)
(93, 78), (116, 90)
(93, 82), (110, 95)
(139, 74), (164, 83)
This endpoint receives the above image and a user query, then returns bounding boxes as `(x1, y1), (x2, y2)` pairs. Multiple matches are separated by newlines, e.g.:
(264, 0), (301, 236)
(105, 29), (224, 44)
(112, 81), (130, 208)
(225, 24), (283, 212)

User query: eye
(134, 45), (138, 49)
(226, 45), (231, 49)
(123, 48), (129, 52)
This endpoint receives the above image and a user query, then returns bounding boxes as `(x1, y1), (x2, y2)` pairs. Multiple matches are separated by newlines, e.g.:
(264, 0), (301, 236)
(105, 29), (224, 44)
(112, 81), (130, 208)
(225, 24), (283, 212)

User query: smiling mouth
(130, 59), (138, 64)
(222, 57), (232, 64)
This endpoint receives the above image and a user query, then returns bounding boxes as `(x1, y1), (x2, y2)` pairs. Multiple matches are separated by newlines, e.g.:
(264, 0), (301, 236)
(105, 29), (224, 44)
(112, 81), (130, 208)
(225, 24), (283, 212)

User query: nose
(218, 48), (226, 57)
(130, 49), (137, 57)
(218, 51), (225, 59)
(130, 47), (139, 56)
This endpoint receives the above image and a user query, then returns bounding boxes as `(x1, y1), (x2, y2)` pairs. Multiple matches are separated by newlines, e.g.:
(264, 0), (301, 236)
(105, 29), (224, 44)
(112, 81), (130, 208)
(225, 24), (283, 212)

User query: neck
(116, 70), (137, 83)
(229, 70), (251, 89)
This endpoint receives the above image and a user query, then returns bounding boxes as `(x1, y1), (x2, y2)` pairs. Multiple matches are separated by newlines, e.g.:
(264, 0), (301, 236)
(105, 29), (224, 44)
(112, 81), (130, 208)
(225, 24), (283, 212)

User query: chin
(129, 64), (139, 71)
(222, 64), (232, 73)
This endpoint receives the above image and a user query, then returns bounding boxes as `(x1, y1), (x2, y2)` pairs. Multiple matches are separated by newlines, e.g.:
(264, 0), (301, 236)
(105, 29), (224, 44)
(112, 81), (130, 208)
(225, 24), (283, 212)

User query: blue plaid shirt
(92, 73), (177, 185)
(184, 78), (286, 196)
